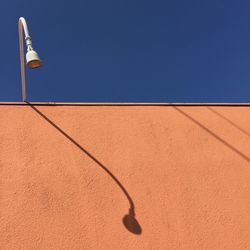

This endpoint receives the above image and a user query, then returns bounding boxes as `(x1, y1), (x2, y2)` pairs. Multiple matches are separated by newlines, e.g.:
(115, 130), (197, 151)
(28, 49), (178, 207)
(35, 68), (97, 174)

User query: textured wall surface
(0, 105), (249, 249)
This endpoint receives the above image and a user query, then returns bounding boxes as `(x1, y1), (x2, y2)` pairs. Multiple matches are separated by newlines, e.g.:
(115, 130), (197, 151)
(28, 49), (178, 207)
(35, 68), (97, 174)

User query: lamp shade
(26, 50), (42, 69)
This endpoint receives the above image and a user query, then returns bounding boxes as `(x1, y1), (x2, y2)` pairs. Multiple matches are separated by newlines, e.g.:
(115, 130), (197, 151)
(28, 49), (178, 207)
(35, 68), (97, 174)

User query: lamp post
(19, 17), (42, 102)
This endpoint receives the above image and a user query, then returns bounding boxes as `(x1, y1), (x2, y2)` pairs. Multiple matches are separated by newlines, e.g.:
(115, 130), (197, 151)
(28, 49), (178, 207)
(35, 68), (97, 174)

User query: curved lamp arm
(19, 17), (42, 102)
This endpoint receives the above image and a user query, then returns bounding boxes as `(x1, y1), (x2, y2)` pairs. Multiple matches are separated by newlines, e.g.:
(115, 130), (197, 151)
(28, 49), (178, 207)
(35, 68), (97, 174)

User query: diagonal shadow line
(207, 107), (250, 137)
(173, 106), (250, 163)
(28, 103), (142, 235)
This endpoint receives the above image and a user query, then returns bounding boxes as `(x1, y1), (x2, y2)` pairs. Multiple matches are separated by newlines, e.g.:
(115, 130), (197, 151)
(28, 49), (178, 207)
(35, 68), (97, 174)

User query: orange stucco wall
(0, 105), (249, 249)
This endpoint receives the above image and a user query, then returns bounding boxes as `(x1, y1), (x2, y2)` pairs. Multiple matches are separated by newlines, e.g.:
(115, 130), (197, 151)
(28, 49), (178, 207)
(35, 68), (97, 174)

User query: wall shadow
(207, 107), (250, 137)
(173, 106), (250, 163)
(28, 103), (142, 235)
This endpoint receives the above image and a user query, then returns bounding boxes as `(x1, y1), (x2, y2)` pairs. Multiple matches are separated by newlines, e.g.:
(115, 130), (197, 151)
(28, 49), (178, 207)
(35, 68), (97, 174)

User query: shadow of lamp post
(29, 104), (142, 235)
(19, 17), (42, 102)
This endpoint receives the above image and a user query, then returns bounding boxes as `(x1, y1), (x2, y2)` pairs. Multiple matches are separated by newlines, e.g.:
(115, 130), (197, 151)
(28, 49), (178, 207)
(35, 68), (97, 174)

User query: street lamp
(19, 17), (42, 102)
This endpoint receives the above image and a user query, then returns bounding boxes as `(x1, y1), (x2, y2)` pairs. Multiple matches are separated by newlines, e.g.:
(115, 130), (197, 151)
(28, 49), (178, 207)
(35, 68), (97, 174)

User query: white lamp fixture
(19, 17), (42, 102)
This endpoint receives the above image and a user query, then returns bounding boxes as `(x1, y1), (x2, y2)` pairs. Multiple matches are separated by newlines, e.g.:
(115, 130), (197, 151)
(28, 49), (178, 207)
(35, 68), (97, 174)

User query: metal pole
(19, 19), (26, 102)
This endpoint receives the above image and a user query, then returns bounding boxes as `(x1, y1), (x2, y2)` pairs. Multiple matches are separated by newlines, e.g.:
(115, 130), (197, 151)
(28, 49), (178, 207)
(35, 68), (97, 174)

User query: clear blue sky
(1, 0), (250, 102)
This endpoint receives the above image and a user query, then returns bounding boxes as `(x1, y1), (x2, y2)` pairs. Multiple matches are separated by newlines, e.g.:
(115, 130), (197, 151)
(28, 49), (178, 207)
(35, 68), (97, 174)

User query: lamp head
(26, 49), (42, 69)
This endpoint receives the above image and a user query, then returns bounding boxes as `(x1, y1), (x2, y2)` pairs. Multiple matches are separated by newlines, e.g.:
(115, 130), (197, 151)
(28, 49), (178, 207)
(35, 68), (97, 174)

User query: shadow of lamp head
(122, 208), (142, 235)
